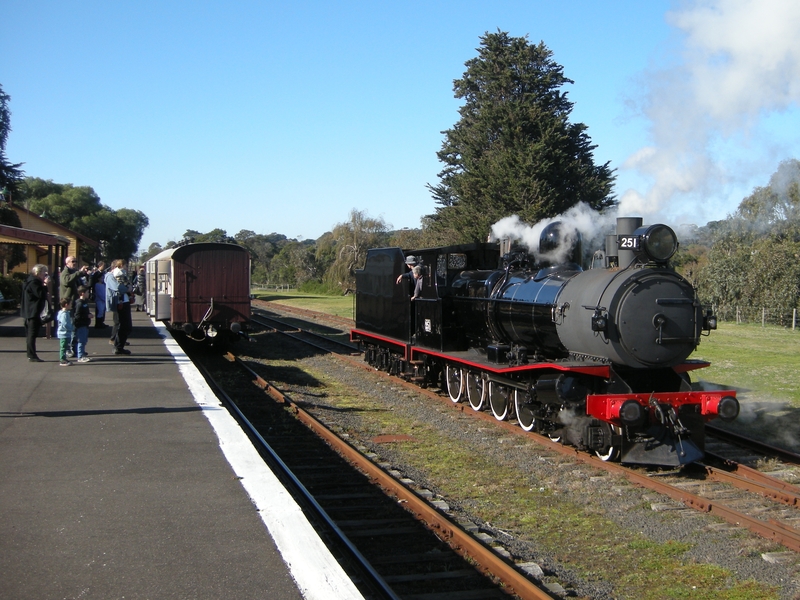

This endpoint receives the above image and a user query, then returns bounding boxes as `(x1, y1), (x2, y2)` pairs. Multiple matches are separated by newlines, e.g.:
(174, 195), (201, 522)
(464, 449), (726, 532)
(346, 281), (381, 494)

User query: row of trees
(138, 209), (396, 294)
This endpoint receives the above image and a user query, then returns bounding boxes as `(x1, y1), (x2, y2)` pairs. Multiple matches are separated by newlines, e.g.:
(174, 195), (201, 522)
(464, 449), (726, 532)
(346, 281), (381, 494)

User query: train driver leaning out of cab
(396, 265), (424, 301)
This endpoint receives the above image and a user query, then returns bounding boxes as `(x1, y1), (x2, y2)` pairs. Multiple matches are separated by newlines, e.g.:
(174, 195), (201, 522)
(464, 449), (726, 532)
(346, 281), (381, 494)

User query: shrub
(0, 274), (21, 309)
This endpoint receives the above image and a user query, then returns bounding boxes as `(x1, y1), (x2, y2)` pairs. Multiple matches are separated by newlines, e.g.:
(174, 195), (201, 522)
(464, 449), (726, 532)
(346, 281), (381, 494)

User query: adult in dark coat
(59, 256), (80, 308)
(90, 261), (107, 327)
(21, 264), (50, 362)
(59, 255), (81, 355)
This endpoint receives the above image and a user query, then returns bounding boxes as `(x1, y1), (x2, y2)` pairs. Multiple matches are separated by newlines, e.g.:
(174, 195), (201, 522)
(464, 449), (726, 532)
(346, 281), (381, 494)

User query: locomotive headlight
(640, 224), (678, 262)
(619, 399), (646, 427)
(717, 396), (739, 422)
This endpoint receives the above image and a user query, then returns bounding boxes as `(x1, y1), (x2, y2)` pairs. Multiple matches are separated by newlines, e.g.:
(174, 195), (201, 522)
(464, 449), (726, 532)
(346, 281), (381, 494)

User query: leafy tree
(736, 159), (800, 234)
(104, 207), (149, 260)
(269, 240), (317, 287)
(672, 242), (709, 288)
(323, 209), (390, 292)
(427, 31), (615, 244)
(745, 237), (800, 310)
(0, 84), (24, 203)
(313, 231), (338, 286)
(697, 227), (752, 307)
(18, 177), (149, 263)
(388, 227), (429, 251)
(193, 228), (234, 243)
(234, 229), (289, 283)
(697, 159), (800, 314)
(139, 242), (164, 263)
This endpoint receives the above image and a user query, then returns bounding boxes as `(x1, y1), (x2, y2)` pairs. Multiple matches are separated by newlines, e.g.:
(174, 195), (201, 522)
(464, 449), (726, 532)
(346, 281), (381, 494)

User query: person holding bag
(21, 264), (50, 362)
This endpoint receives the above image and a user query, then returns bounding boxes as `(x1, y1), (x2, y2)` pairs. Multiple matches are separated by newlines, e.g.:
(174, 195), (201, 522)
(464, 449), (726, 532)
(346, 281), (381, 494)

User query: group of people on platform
(21, 256), (147, 365)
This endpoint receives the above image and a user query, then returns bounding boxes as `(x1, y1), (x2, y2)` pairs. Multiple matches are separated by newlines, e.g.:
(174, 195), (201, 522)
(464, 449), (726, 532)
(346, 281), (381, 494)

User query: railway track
(253, 302), (800, 561)
(185, 340), (558, 598)
(250, 311), (360, 355)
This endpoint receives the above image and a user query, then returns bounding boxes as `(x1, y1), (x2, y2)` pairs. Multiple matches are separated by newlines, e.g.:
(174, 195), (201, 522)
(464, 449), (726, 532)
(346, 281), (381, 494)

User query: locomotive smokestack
(616, 217), (643, 268)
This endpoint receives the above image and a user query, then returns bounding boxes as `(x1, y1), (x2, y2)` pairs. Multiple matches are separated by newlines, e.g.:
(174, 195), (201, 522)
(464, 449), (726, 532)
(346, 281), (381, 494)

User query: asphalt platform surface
(0, 308), (362, 600)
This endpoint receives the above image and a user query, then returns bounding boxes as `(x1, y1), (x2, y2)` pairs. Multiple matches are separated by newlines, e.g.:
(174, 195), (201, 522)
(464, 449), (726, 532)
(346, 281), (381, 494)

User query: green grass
(690, 322), (800, 452)
(691, 323), (800, 406)
(251, 288), (355, 320)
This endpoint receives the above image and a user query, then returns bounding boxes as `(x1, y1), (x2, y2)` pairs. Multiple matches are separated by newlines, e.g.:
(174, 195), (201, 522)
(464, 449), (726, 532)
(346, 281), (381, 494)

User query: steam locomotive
(351, 216), (739, 466)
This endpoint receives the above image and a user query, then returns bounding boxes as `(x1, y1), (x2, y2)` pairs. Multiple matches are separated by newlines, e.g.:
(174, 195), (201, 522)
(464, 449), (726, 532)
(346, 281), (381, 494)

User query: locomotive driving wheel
(466, 371), (486, 411)
(445, 364), (464, 403)
(488, 382), (512, 421)
(514, 390), (537, 432)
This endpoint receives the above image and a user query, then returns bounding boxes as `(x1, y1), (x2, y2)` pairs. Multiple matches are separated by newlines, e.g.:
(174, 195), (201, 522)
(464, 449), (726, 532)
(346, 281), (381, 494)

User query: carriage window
(158, 273), (170, 295)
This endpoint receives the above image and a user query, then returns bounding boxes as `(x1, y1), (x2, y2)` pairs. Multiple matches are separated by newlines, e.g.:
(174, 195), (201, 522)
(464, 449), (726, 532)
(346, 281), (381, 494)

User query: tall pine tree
(0, 84), (25, 203)
(427, 32), (615, 243)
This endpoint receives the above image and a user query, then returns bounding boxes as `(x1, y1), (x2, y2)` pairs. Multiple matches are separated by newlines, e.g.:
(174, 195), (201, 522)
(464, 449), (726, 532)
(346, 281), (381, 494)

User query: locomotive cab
(354, 243), (501, 352)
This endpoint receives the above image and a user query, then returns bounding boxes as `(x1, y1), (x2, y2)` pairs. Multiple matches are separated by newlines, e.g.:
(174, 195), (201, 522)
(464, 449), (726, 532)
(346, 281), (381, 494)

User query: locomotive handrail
(656, 336), (700, 344)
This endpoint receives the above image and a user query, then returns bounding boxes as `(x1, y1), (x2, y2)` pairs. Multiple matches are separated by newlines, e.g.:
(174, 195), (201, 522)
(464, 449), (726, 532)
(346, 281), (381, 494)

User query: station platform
(0, 309), (363, 600)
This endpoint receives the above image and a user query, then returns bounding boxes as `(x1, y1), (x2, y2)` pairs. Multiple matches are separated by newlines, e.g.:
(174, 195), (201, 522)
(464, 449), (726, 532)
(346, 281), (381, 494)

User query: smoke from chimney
(618, 0), (800, 224)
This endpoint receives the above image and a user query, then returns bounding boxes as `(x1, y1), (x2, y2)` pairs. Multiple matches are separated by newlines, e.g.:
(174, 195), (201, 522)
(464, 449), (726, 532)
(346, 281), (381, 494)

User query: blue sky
(3, 1), (800, 250)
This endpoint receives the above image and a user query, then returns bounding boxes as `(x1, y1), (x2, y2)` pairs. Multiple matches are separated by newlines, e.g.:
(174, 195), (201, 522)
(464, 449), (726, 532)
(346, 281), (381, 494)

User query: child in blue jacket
(56, 298), (74, 366)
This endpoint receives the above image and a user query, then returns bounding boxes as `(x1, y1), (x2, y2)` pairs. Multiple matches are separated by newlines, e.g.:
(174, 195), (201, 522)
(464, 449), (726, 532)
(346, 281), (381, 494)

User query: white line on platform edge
(154, 320), (365, 600)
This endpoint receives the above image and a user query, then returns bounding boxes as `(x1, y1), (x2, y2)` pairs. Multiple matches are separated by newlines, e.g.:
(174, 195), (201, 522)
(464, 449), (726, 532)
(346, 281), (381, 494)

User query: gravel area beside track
(273, 351), (800, 599)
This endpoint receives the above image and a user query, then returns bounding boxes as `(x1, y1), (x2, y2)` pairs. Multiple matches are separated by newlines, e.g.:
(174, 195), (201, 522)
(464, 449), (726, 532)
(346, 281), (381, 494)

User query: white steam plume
(490, 203), (616, 263)
(619, 0), (800, 223)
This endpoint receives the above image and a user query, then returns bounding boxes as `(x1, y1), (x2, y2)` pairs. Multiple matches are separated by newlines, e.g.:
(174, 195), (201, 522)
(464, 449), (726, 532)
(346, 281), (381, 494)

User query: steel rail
(227, 352), (555, 600)
(706, 424), (800, 465)
(250, 313), (360, 355)
(699, 461), (800, 507)
(194, 360), (401, 600)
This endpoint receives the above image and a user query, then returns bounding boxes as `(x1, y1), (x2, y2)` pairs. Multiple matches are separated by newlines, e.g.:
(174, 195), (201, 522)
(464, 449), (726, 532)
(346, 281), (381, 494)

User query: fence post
(762, 307), (766, 328)
(794, 308), (797, 331)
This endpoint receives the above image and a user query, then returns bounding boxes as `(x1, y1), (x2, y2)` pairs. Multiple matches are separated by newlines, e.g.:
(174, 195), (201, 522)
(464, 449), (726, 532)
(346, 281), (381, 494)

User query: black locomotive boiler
(146, 242), (251, 345)
(351, 216), (739, 466)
